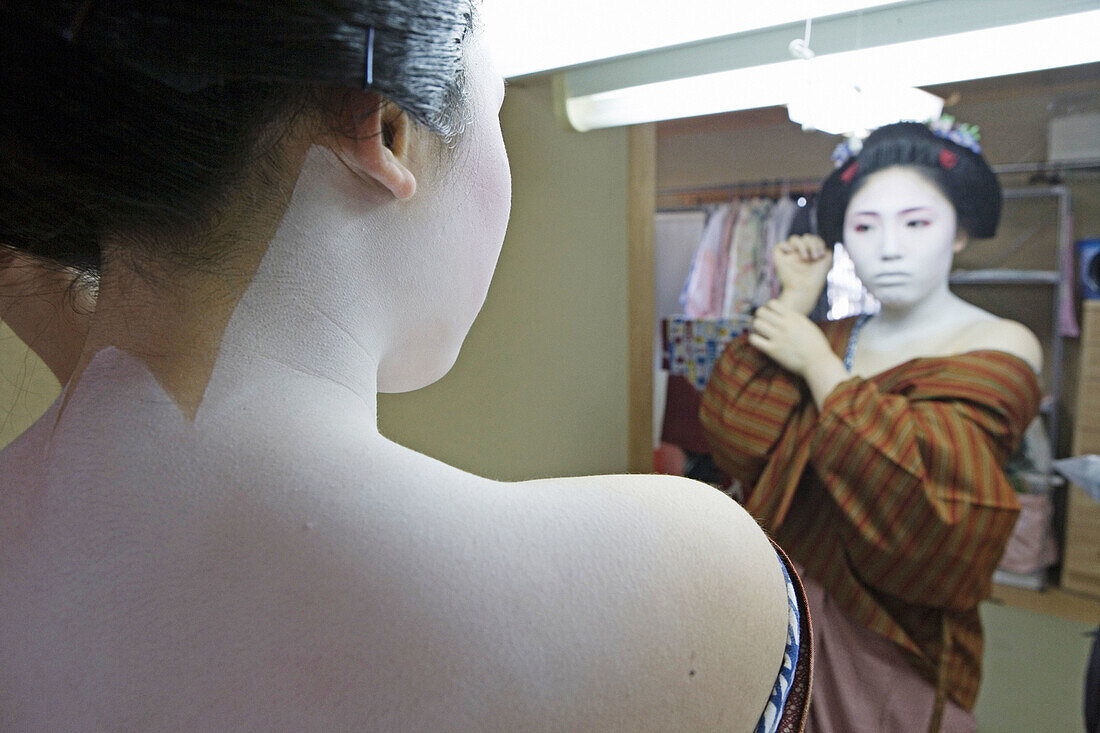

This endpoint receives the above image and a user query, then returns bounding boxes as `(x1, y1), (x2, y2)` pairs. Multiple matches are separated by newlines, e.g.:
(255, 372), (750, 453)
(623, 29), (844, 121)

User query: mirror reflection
(652, 64), (1100, 732)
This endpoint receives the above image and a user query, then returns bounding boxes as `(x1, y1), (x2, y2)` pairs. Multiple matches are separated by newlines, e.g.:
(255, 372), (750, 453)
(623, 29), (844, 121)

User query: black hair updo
(0, 0), (476, 273)
(816, 121), (1001, 247)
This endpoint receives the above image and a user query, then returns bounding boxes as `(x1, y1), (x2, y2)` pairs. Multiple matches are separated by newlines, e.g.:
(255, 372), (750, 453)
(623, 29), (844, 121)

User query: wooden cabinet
(1062, 300), (1100, 598)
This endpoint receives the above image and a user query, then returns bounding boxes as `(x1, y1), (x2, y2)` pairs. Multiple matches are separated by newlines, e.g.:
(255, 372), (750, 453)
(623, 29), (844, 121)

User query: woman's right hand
(773, 234), (833, 316)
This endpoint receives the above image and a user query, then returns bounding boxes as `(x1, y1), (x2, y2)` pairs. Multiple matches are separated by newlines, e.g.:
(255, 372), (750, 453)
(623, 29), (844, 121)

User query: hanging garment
(659, 315), (746, 462)
(680, 203), (735, 318)
(722, 198), (772, 319)
(755, 197), (799, 309)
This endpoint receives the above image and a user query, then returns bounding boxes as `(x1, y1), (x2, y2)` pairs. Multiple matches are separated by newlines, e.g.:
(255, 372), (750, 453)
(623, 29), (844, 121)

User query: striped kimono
(699, 316), (1040, 725)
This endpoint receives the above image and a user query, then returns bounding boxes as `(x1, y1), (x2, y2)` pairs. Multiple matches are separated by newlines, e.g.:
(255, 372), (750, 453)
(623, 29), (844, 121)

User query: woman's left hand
(748, 299), (833, 378)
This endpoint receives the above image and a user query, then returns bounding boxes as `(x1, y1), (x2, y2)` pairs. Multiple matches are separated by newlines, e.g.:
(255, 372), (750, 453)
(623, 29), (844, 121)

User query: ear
(953, 229), (969, 254)
(335, 91), (417, 200)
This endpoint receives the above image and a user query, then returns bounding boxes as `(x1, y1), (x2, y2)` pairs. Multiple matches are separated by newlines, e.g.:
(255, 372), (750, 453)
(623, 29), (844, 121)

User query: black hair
(0, 0), (476, 273)
(816, 121), (1001, 247)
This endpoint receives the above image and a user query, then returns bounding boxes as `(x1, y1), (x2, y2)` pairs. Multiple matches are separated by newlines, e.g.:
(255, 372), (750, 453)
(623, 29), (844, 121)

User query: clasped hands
(748, 300), (832, 378)
(748, 234), (832, 376)
(749, 235), (851, 407)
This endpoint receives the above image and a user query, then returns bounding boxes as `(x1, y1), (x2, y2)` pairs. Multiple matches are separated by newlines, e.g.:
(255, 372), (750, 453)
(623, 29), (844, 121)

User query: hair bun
(816, 121), (1000, 246)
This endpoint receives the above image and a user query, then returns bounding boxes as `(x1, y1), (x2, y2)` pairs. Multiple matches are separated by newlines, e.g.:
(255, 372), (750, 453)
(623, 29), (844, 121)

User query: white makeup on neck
(199, 32), (511, 416)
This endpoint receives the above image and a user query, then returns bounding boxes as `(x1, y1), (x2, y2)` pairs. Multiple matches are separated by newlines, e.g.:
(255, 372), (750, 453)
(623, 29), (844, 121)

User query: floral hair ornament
(927, 114), (982, 154)
(829, 115), (982, 180)
(831, 134), (863, 169)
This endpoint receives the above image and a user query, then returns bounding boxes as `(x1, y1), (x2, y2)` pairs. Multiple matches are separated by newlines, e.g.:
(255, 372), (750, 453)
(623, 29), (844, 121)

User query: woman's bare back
(0, 350), (788, 731)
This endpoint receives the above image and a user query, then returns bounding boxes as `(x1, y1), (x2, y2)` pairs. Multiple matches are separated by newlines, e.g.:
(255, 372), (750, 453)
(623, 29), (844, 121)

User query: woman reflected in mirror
(702, 121), (1042, 733)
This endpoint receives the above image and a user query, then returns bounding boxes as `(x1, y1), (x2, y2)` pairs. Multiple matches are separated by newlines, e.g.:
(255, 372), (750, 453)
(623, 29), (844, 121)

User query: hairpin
(363, 26), (375, 89)
(831, 136), (862, 169)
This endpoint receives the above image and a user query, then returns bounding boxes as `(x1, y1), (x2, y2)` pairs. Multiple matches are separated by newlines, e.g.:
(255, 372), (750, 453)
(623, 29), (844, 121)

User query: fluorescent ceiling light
(787, 84), (945, 135)
(556, 1), (1100, 132)
(483, 0), (910, 79)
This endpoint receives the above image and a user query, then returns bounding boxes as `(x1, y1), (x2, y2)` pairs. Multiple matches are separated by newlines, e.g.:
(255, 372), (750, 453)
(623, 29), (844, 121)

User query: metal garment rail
(655, 159), (1100, 213)
(656, 177), (821, 212)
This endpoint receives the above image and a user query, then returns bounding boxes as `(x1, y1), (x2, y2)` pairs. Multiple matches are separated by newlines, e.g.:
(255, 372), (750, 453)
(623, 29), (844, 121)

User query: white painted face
(377, 32), (512, 392)
(842, 166), (965, 311)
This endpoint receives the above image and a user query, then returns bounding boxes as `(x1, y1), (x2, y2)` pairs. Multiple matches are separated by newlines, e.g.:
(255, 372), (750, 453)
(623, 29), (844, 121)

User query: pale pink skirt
(798, 569), (977, 733)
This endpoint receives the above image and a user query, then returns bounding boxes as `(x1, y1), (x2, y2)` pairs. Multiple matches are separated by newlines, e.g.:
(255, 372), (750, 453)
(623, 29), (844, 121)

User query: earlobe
(337, 92), (417, 200)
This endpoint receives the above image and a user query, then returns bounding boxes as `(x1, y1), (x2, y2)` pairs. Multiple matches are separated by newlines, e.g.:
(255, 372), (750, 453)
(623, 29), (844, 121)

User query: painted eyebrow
(848, 206), (938, 217)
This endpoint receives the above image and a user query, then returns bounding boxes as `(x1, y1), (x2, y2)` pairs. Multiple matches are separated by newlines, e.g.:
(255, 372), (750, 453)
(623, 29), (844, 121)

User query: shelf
(993, 568), (1046, 591)
(1011, 468), (1065, 490)
(949, 269), (1061, 286)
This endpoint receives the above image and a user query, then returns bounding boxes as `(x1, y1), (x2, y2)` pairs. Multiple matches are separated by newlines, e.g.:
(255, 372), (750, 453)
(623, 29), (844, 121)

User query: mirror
(644, 62), (1100, 731)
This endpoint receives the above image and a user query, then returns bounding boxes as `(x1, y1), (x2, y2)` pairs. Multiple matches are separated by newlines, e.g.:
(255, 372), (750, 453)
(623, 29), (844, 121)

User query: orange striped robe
(699, 316), (1040, 711)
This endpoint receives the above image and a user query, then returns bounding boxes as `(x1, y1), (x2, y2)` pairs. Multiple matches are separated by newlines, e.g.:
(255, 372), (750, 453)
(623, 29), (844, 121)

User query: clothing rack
(655, 159), (1100, 213)
(657, 177), (821, 212)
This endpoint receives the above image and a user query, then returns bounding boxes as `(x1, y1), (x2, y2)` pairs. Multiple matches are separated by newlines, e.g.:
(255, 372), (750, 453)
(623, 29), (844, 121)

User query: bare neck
(867, 285), (960, 337)
(71, 250), (262, 420)
(857, 286), (994, 366)
(65, 133), (328, 420)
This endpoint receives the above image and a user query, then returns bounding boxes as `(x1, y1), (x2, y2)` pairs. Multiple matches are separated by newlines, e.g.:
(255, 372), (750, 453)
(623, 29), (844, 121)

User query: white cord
(788, 18), (815, 60)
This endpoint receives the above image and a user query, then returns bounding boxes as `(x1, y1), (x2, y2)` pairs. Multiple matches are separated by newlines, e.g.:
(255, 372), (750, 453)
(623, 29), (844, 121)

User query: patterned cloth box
(662, 316), (748, 390)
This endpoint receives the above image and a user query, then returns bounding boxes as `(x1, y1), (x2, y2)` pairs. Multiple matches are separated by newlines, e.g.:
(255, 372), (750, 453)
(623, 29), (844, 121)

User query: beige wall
(378, 79), (632, 479)
(0, 323), (60, 448)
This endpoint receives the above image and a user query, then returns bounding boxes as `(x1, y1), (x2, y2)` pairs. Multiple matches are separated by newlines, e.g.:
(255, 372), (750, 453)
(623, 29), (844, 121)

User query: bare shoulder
(958, 317), (1042, 372)
(480, 473), (789, 729)
(205, 469), (790, 730)
(4, 427), (790, 730)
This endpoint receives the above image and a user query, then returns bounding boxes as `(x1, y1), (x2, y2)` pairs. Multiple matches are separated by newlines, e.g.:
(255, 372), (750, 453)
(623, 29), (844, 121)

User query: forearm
(776, 286), (821, 318)
(803, 350), (850, 411)
(772, 234), (831, 316)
